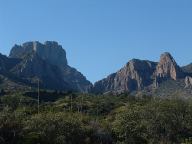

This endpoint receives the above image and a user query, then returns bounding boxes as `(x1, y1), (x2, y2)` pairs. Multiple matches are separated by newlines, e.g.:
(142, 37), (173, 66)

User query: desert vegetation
(0, 91), (192, 144)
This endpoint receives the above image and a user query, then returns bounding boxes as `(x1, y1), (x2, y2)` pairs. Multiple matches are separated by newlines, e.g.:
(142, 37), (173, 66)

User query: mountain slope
(0, 53), (20, 72)
(182, 63), (192, 76)
(93, 52), (188, 94)
(93, 59), (157, 94)
(0, 41), (92, 92)
(155, 52), (184, 80)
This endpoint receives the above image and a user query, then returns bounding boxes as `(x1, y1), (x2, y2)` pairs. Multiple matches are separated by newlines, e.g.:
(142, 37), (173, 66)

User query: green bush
(111, 99), (192, 144)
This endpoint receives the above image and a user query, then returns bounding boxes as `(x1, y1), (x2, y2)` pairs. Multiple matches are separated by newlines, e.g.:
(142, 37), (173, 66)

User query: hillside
(0, 41), (92, 92)
(1, 42), (192, 98)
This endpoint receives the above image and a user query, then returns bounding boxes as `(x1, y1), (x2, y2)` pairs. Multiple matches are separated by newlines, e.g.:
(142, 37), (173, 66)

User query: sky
(0, 0), (192, 83)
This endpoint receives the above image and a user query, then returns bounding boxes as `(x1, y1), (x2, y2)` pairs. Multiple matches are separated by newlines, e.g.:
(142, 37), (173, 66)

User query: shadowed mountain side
(0, 41), (92, 92)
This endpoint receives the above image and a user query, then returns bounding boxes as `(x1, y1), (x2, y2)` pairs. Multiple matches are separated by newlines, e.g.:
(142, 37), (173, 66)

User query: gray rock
(185, 76), (192, 88)
(155, 52), (183, 80)
(93, 59), (157, 94)
(9, 41), (68, 67)
(6, 41), (92, 92)
(93, 52), (185, 94)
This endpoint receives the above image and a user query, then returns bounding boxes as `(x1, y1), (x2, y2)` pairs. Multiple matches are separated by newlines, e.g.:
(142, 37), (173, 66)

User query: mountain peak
(93, 52), (186, 94)
(0, 41), (92, 92)
(156, 52), (183, 80)
(159, 52), (176, 63)
(93, 59), (157, 94)
(9, 41), (68, 67)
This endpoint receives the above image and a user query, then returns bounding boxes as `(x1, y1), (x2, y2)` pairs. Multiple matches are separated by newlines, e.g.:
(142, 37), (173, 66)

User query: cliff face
(1, 46), (192, 94)
(185, 76), (192, 88)
(155, 52), (183, 80)
(93, 59), (157, 94)
(1, 41), (92, 92)
(9, 41), (68, 67)
(93, 52), (185, 94)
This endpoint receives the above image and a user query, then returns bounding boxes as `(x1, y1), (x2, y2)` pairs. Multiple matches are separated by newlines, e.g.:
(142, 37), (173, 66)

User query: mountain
(1, 44), (192, 96)
(10, 41), (68, 67)
(93, 59), (157, 94)
(93, 52), (192, 96)
(0, 41), (92, 92)
(155, 52), (184, 80)
(182, 63), (192, 76)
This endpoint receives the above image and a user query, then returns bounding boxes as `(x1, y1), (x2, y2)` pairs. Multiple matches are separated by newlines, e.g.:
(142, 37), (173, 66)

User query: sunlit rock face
(93, 52), (185, 94)
(9, 41), (68, 67)
(155, 52), (183, 80)
(93, 59), (157, 94)
(185, 76), (192, 88)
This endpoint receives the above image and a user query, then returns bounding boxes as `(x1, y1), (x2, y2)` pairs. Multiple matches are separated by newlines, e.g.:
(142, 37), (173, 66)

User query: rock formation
(1, 46), (192, 94)
(93, 59), (157, 94)
(10, 41), (68, 67)
(185, 76), (192, 88)
(155, 52), (183, 80)
(1, 41), (92, 92)
(93, 52), (185, 94)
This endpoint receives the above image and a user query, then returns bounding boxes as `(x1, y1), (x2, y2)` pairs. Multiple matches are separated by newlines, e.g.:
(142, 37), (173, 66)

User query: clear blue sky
(0, 0), (192, 83)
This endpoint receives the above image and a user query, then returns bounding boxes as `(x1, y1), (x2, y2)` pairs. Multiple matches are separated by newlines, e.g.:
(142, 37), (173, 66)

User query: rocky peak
(9, 41), (68, 67)
(7, 41), (92, 92)
(93, 52), (187, 94)
(155, 52), (183, 80)
(93, 59), (157, 94)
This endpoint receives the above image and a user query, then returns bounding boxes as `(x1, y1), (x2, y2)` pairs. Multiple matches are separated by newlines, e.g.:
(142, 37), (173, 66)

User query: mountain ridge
(0, 41), (92, 92)
(92, 52), (192, 95)
(0, 41), (192, 96)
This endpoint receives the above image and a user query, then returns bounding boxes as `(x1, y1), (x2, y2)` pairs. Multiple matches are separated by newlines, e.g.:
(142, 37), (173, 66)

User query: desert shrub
(111, 99), (192, 144)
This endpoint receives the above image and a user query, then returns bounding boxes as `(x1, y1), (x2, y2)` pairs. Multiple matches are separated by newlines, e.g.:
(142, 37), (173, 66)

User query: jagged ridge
(93, 52), (187, 94)
(0, 41), (92, 92)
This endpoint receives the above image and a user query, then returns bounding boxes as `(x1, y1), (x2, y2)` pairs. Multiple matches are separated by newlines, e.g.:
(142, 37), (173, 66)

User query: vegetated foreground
(0, 90), (192, 144)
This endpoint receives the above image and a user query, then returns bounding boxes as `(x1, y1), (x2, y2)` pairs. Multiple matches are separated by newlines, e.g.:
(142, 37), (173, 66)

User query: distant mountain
(93, 59), (157, 94)
(182, 63), (192, 76)
(92, 52), (192, 96)
(0, 41), (92, 92)
(1, 42), (192, 96)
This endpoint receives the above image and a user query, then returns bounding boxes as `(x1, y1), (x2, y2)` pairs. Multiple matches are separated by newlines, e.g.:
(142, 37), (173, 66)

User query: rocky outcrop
(93, 59), (157, 94)
(1, 47), (191, 94)
(10, 51), (70, 90)
(9, 41), (68, 67)
(185, 76), (192, 88)
(155, 52), (183, 80)
(93, 52), (185, 94)
(0, 41), (92, 92)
